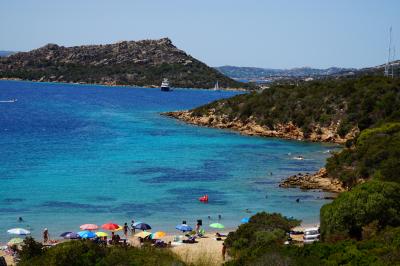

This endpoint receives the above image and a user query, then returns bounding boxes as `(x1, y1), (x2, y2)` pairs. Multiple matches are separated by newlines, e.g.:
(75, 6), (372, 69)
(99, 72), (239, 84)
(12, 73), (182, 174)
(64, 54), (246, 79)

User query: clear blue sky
(0, 0), (399, 69)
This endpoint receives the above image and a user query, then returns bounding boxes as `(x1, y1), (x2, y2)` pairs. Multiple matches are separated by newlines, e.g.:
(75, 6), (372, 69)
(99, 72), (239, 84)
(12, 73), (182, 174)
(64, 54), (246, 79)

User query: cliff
(0, 38), (249, 89)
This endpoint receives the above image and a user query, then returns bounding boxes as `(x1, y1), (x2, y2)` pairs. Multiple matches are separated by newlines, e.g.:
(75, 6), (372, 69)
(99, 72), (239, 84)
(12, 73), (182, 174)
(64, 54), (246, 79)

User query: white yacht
(160, 78), (170, 92)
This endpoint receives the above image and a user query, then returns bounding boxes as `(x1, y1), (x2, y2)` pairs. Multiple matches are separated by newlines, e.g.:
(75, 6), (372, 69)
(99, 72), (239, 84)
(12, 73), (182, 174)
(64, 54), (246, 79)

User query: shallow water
(0, 81), (338, 241)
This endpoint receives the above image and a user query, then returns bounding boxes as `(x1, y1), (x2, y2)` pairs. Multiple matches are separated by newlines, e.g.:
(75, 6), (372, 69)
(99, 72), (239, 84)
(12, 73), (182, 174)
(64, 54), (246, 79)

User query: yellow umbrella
(96, 231), (108, 237)
(135, 231), (151, 238)
(151, 231), (166, 239)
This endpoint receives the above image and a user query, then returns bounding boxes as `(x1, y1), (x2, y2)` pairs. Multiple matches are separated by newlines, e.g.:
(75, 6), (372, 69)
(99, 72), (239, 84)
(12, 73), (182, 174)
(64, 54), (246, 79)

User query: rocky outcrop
(279, 168), (346, 193)
(163, 110), (358, 144)
(0, 38), (249, 89)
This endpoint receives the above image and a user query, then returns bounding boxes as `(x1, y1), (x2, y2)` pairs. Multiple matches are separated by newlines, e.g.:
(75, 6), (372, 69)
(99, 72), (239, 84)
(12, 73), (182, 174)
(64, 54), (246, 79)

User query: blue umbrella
(60, 232), (80, 239)
(134, 223), (151, 231)
(132, 221), (143, 227)
(78, 230), (96, 239)
(241, 217), (250, 223)
(176, 224), (192, 232)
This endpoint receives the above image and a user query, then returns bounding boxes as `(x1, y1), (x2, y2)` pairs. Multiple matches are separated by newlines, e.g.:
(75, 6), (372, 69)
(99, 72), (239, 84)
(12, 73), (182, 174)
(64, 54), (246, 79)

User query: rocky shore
(279, 168), (346, 193)
(163, 110), (357, 144)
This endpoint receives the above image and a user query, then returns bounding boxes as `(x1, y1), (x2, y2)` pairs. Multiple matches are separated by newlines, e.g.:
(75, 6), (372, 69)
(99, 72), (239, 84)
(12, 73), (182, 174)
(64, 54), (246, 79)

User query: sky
(0, 0), (399, 69)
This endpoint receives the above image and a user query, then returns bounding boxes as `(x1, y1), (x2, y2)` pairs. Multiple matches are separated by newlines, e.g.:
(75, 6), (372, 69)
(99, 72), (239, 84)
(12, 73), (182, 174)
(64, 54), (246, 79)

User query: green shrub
(18, 239), (184, 266)
(320, 181), (400, 241)
(326, 123), (400, 186)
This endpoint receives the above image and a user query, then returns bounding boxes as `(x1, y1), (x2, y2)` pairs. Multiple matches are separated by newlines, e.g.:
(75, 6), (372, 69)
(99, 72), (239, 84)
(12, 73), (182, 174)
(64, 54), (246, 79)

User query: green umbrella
(8, 237), (24, 246)
(209, 223), (225, 229)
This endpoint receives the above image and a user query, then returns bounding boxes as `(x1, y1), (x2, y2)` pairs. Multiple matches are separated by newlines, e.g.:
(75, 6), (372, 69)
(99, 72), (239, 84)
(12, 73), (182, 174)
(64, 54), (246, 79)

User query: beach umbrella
(78, 230), (96, 239)
(60, 232), (80, 239)
(96, 232), (108, 237)
(7, 228), (31, 235)
(80, 224), (99, 230)
(151, 231), (166, 239)
(210, 223), (225, 229)
(175, 224), (192, 232)
(241, 217), (250, 223)
(111, 225), (123, 232)
(135, 231), (151, 238)
(134, 223), (151, 231)
(132, 221), (143, 227)
(7, 238), (24, 246)
(101, 223), (120, 231)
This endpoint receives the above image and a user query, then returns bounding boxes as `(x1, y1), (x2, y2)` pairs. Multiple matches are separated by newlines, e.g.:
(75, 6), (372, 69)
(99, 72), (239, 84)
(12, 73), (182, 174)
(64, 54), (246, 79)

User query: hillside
(215, 65), (353, 79)
(165, 76), (400, 143)
(0, 38), (249, 89)
(215, 62), (400, 82)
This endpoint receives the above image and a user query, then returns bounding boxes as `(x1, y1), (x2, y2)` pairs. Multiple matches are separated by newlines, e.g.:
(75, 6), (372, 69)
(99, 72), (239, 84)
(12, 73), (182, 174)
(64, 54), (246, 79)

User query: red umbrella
(101, 223), (120, 231)
(80, 224), (99, 230)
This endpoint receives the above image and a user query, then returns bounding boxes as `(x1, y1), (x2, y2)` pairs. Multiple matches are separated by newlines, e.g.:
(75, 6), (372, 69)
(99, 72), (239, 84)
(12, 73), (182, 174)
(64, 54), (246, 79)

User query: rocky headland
(0, 38), (250, 89)
(163, 110), (358, 144)
(279, 168), (346, 193)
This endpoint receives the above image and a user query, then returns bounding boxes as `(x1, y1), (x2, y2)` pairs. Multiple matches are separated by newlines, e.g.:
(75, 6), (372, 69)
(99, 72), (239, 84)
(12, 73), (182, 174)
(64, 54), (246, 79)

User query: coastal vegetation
(189, 76), (400, 141)
(0, 38), (250, 89)
(225, 200), (400, 266)
(326, 123), (400, 187)
(17, 237), (184, 266)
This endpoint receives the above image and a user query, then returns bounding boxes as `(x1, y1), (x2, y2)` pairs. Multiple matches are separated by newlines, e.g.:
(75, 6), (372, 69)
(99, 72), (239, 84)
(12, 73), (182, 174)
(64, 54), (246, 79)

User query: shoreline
(162, 110), (357, 144)
(0, 78), (249, 91)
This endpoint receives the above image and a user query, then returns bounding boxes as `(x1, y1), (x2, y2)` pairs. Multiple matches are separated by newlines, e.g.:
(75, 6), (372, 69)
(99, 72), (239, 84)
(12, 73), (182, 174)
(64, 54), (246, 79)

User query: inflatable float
(199, 194), (208, 202)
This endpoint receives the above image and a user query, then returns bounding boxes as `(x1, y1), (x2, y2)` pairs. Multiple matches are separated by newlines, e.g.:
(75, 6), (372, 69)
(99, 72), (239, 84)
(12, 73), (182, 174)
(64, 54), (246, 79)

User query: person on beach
(43, 228), (49, 243)
(222, 243), (227, 261)
(130, 220), (135, 234)
(123, 222), (129, 237)
(111, 232), (115, 244)
(218, 214), (222, 220)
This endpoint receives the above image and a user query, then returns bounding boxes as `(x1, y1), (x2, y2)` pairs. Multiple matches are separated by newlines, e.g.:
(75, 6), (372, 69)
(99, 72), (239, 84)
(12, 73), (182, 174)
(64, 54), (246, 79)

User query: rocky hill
(0, 38), (248, 89)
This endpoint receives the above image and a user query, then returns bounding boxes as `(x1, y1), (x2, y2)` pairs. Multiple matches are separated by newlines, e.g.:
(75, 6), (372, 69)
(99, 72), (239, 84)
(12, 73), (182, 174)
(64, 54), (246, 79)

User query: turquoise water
(0, 81), (338, 241)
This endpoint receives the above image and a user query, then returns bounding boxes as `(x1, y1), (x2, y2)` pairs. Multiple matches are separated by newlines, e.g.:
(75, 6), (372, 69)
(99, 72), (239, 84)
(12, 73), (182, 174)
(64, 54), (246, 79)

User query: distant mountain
(0, 38), (249, 89)
(0, 51), (16, 57)
(215, 65), (355, 79)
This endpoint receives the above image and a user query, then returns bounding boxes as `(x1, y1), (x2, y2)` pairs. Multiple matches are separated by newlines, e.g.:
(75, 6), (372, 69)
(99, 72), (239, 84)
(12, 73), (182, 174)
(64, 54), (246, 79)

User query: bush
(320, 181), (400, 241)
(18, 239), (184, 266)
(224, 212), (300, 264)
(326, 123), (400, 186)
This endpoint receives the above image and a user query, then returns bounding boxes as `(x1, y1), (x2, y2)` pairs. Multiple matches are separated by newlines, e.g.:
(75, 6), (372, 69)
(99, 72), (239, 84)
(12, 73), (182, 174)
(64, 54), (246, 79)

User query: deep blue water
(0, 81), (338, 241)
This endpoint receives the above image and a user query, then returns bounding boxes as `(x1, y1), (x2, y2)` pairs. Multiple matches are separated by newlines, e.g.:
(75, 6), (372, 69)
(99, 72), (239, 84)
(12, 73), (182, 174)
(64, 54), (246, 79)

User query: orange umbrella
(101, 223), (120, 231)
(80, 224), (99, 230)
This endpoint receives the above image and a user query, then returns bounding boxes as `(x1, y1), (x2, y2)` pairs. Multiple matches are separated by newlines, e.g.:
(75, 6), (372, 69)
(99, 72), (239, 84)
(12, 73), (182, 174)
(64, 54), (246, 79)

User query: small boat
(160, 78), (170, 92)
(213, 81), (219, 91)
(0, 99), (17, 103)
(293, 156), (304, 160)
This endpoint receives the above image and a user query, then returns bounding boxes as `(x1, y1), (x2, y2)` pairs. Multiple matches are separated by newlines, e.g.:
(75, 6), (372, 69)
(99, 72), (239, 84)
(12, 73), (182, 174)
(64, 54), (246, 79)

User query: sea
(0, 80), (339, 242)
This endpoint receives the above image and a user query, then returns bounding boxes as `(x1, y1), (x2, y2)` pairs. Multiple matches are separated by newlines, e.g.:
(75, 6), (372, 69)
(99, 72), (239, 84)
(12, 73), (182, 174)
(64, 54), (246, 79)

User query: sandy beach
(126, 230), (229, 265)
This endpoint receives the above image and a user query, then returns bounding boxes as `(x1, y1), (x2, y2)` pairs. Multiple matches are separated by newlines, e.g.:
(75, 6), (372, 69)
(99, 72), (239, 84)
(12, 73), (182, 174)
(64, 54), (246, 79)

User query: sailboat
(213, 81), (219, 91)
